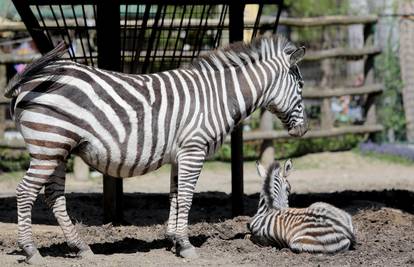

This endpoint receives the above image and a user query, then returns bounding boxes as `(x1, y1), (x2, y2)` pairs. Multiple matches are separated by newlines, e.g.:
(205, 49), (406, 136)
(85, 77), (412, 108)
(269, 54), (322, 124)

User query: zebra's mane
(262, 161), (281, 206)
(191, 34), (297, 71)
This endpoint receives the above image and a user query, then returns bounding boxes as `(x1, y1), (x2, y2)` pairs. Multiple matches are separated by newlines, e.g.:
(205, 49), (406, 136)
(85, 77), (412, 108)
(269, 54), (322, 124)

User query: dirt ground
(0, 151), (413, 266)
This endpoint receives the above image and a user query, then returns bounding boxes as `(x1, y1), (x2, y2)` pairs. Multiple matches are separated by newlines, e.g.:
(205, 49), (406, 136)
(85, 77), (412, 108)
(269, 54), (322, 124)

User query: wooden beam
(0, 139), (26, 149)
(0, 54), (41, 64)
(0, 95), (10, 104)
(304, 84), (383, 98)
(5, 120), (16, 130)
(235, 124), (383, 142)
(278, 15), (378, 27)
(0, 15), (378, 33)
(304, 46), (381, 61)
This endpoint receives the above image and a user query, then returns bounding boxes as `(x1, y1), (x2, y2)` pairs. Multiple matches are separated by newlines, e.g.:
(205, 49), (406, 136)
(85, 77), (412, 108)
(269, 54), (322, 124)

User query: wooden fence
(0, 15), (383, 161)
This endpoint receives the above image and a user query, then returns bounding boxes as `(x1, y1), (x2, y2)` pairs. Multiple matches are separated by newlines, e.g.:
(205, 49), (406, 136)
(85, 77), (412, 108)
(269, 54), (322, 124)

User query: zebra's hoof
(77, 248), (95, 258)
(165, 232), (176, 243)
(25, 251), (44, 265)
(178, 246), (198, 259)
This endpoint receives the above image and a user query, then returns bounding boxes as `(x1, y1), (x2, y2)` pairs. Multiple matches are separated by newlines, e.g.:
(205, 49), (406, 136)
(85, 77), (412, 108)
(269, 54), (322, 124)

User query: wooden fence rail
(0, 15), (379, 32)
(237, 124), (383, 143)
(304, 84), (383, 98)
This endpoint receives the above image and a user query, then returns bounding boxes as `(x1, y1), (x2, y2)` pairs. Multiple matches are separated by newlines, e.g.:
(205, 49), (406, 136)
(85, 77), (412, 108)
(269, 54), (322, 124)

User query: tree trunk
(399, 1), (414, 142)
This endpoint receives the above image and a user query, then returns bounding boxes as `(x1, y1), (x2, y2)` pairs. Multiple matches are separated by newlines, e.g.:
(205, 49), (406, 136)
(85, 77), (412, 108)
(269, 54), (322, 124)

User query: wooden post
(259, 109), (274, 167)
(96, 2), (123, 224)
(319, 25), (334, 130)
(399, 2), (414, 142)
(320, 58), (334, 129)
(230, 3), (245, 217)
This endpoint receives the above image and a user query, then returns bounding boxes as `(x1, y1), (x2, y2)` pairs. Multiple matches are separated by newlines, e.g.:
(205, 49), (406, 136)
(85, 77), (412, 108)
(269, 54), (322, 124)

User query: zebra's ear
(289, 46), (306, 66)
(256, 161), (267, 179)
(283, 159), (293, 177)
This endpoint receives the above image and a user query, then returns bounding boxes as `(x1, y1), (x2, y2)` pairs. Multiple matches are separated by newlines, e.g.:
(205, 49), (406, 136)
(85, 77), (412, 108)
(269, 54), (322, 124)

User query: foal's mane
(262, 161), (282, 204)
(191, 34), (297, 71)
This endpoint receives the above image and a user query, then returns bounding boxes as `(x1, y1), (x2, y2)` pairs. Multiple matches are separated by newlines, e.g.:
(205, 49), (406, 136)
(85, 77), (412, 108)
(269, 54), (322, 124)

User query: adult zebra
(4, 35), (307, 262)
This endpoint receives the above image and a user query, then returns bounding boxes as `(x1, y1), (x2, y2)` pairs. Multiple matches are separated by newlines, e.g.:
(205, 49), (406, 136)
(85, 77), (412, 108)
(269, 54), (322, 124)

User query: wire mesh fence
(18, 3), (283, 74)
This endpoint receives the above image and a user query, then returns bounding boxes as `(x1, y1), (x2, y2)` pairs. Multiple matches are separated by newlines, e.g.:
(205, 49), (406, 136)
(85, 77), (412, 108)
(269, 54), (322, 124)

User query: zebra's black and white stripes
(248, 160), (356, 253)
(5, 35), (308, 262)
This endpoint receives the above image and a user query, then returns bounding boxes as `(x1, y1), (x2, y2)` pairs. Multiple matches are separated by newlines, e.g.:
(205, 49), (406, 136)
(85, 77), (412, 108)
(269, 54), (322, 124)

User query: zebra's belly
(77, 138), (174, 178)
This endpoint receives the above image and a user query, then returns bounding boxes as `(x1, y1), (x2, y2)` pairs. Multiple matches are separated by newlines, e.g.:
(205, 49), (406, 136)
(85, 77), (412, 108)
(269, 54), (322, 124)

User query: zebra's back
(279, 204), (355, 253)
(12, 61), (194, 178)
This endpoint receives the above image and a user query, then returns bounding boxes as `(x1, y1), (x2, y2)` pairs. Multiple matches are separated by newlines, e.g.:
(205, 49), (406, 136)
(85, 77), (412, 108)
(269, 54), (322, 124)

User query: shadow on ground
(0, 190), (413, 226)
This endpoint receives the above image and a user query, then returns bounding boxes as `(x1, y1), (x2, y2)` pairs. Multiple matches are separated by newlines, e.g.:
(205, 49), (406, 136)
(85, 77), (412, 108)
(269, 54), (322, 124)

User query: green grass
(0, 171), (24, 182)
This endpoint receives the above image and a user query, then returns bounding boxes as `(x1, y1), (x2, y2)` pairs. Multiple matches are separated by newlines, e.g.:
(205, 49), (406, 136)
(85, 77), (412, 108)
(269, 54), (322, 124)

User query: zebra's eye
(298, 80), (304, 89)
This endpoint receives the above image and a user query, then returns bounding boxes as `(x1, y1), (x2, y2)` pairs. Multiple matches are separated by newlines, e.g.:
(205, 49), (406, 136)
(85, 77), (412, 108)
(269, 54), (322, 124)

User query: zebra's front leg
(44, 168), (93, 258)
(166, 163), (178, 244)
(173, 149), (206, 258)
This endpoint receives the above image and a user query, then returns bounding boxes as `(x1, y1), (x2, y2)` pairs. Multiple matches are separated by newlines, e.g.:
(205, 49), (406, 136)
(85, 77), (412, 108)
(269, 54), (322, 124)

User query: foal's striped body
(249, 160), (355, 253)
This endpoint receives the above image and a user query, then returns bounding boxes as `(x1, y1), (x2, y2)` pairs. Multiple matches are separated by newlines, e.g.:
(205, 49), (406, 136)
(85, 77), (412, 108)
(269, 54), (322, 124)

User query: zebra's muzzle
(288, 123), (308, 137)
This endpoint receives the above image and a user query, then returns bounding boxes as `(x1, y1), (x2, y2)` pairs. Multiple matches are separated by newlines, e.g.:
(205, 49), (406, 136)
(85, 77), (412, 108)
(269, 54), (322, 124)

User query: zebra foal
(5, 35), (308, 263)
(249, 160), (356, 253)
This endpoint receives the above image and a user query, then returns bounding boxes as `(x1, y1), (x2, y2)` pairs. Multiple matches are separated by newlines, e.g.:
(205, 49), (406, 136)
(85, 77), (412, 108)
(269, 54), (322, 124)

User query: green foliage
(214, 134), (364, 161)
(284, 0), (348, 17)
(375, 44), (406, 142)
(283, 0), (348, 47)
(0, 148), (74, 172)
(0, 149), (30, 172)
(274, 134), (364, 159)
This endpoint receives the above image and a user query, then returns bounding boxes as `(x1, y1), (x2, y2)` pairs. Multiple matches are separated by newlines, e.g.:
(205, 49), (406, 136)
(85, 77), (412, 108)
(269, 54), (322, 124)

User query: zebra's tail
(3, 42), (67, 99)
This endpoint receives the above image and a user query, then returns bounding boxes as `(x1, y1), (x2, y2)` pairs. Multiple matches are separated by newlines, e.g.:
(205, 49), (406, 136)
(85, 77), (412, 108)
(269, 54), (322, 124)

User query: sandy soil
(0, 151), (413, 266)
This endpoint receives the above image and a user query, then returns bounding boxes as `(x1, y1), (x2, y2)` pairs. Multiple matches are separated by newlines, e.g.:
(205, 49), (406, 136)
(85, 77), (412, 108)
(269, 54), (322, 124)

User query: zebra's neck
(258, 187), (288, 214)
(257, 196), (269, 214)
(195, 57), (280, 132)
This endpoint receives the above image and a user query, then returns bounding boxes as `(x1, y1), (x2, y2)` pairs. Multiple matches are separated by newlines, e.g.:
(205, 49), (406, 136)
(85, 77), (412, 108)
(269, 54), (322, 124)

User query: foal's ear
(289, 46), (306, 66)
(256, 161), (267, 179)
(283, 159), (293, 177)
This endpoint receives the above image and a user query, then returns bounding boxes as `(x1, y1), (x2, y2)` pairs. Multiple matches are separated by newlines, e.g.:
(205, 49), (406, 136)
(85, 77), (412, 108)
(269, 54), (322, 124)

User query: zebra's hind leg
(16, 160), (59, 264)
(166, 163), (178, 246)
(43, 163), (93, 258)
(174, 149), (206, 259)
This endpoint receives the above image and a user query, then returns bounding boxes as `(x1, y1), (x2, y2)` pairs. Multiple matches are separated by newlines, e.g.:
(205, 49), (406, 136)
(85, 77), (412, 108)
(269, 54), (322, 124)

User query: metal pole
(229, 3), (245, 217)
(11, 0), (53, 54)
(96, 1), (123, 224)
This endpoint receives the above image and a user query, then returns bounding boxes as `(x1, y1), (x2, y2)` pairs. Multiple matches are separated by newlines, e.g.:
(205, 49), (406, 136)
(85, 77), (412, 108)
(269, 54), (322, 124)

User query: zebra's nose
(288, 123), (308, 137)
